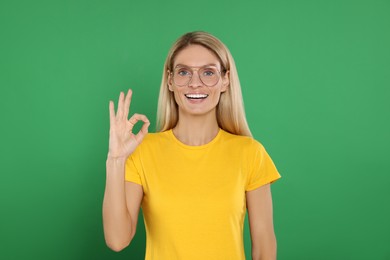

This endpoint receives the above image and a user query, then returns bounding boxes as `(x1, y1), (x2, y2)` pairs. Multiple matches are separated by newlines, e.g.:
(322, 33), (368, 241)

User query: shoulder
(140, 131), (169, 147)
(129, 131), (170, 160)
(219, 129), (264, 152)
(143, 131), (170, 142)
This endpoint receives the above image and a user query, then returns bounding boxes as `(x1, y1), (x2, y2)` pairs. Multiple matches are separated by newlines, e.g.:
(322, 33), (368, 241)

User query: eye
(202, 69), (216, 77)
(177, 69), (191, 77)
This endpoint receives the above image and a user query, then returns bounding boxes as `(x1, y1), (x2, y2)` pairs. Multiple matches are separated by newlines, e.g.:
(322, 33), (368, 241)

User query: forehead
(173, 44), (221, 69)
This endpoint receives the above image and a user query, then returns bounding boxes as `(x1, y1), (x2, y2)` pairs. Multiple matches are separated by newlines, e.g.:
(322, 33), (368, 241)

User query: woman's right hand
(107, 89), (150, 159)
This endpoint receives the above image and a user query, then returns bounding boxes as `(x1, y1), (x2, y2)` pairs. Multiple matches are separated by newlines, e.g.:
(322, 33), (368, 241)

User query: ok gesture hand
(108, 89), (150, 159)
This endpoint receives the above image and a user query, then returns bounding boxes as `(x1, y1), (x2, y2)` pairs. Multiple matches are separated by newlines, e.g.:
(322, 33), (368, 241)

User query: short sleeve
(125, 153), (142, 186)
(246, 141), (281, 191)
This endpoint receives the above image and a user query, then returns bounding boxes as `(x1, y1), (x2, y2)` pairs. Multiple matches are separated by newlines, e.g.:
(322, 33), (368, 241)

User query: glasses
(171, 65), (222, 87)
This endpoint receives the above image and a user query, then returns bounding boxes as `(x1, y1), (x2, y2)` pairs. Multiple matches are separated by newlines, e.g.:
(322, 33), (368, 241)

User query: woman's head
(157, 31), (252, 137)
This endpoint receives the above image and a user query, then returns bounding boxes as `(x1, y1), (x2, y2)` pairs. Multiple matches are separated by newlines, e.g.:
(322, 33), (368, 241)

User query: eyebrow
(175, 63), (219, 68)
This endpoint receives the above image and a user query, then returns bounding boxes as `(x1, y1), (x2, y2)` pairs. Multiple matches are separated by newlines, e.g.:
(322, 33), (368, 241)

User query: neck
(173, 110), (220, 146)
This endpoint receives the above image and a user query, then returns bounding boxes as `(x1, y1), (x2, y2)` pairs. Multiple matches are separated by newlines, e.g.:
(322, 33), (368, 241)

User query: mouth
(185, 93), (209, 100)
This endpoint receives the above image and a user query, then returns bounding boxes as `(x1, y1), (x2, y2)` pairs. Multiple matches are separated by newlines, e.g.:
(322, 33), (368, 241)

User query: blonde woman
(103, 31), (281, 260)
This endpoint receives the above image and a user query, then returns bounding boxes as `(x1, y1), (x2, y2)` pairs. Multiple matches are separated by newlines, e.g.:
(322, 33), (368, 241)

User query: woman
(103, 31), (281, 260)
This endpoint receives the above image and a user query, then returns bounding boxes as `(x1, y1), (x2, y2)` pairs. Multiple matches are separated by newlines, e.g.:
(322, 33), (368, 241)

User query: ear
(221, 70), (230, 92)
(167, 70), (174, 91)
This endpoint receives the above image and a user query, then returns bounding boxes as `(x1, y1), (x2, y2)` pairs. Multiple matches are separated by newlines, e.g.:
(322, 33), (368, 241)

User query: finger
(123, 89), (132, 120)
(128, 114), (150, 143)
(135, 119), (150, 142)
(134, 121), (150, 143)
(109, 100), (115, 125)
(117, 92), (125, 119)
(128, 113), (149, 128)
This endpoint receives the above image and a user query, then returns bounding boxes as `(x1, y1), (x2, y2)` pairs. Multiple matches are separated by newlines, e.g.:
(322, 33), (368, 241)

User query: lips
(185, 94), (209, 99)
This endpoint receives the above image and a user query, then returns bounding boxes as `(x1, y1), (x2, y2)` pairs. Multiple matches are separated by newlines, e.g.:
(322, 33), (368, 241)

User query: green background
(1, 0), (389, 259)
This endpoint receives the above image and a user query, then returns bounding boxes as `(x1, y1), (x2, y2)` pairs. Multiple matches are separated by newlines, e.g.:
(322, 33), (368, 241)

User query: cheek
(208, 91), (222, 105)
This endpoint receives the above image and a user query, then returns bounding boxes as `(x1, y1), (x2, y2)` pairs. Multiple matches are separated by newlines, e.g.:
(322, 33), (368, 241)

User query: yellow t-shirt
(125, 129), (281, 260)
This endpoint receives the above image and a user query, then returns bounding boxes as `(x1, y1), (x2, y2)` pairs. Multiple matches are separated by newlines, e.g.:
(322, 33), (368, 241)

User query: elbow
(106, 238), (130, 252)
(107, 243), (128, 252)
(105, 230), (135, 252)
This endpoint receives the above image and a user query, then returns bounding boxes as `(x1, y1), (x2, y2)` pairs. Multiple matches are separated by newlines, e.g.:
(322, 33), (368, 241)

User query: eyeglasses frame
(169, 65), (226, 87)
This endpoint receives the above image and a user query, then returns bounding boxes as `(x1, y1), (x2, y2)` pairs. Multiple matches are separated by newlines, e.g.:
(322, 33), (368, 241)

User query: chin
(180, 106), (217, 117)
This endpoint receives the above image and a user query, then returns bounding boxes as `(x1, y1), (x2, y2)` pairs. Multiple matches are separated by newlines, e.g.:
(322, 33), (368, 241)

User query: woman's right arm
(102, 89), (149, 252)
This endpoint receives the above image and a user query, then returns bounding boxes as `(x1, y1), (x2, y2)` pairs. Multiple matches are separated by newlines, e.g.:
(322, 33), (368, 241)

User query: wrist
(106, 154), (127, 163)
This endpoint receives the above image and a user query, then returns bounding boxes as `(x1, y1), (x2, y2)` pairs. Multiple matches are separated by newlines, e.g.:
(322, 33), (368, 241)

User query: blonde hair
(156, 31), (252, 137)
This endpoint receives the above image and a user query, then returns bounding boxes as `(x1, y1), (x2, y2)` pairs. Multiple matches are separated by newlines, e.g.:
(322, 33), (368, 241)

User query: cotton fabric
(125, 129), (280, 259)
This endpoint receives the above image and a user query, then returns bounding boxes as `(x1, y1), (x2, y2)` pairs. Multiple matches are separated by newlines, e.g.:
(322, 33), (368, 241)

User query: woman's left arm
(246, 184), (277, 260)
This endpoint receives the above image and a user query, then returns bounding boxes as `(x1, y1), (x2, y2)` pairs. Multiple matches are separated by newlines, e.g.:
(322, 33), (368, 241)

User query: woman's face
(168, 44), (229, 118)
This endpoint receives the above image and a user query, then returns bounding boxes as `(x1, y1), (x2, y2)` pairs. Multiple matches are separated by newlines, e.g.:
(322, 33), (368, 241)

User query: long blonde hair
(156, 31), (252, 137)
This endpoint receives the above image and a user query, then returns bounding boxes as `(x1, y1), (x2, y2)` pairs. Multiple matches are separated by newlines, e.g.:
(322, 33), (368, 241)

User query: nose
(188, 70), (203, 88)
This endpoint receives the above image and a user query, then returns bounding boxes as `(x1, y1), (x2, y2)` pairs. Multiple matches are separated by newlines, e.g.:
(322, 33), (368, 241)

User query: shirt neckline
(167, 128), (223, 150)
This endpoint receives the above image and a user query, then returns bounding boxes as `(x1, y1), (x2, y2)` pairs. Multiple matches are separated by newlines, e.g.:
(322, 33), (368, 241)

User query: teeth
(185, 94), (208, 99)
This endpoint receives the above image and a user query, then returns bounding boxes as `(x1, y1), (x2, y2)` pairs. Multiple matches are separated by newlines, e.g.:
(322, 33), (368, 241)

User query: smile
(185, 94), (209, 99)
